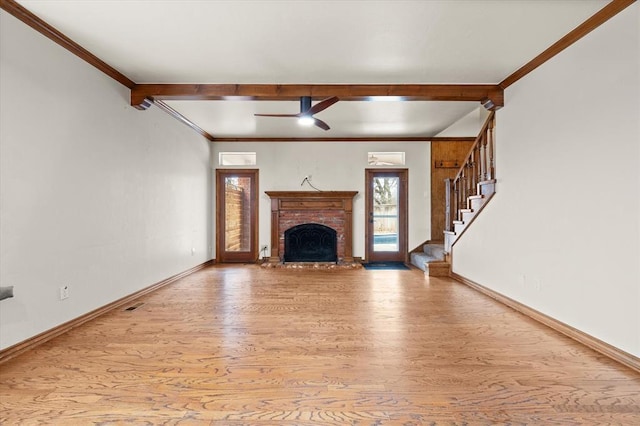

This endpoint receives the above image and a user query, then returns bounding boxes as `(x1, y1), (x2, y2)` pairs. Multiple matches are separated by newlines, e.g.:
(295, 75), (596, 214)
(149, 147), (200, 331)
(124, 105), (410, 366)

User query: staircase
(443, 111), (496, 257)
(443, 179), (495, 253)
(412, 111), (496, 276)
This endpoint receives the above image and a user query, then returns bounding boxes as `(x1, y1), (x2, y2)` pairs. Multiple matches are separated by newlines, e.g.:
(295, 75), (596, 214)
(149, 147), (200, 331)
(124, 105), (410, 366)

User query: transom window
(367, 152), (405, 166)
(219, 152), (257, 166)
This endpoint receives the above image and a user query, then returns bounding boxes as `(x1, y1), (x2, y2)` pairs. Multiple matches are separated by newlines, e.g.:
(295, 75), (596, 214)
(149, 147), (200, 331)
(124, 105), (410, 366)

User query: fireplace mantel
(265, 191), (358, 262)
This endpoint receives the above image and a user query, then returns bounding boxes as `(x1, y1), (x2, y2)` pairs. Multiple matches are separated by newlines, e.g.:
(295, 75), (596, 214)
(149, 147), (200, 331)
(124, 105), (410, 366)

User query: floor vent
(124, 302), (144, 311)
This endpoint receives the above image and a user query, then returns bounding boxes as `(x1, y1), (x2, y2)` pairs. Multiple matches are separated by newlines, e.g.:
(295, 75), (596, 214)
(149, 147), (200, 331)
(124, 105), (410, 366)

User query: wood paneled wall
(431, 141), (475, 241)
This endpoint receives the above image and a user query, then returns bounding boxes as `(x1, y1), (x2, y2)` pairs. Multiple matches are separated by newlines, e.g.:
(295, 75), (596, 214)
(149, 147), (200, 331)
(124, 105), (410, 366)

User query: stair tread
(460, 209), (473, 213)
(478, 179), (496, 185)
(443, 230), (456, 235)
(468, 194), (484, 200)
(453, 220), (464, 224)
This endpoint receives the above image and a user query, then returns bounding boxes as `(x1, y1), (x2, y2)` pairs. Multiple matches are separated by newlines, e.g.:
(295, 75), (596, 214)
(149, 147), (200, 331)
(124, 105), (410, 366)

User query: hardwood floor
(1, 265), (639, 424)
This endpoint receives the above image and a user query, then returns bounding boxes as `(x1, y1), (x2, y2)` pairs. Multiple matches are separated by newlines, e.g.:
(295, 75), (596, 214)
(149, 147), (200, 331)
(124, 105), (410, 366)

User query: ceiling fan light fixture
(298, 115), (315, 126)
(255, 96), (338, 131)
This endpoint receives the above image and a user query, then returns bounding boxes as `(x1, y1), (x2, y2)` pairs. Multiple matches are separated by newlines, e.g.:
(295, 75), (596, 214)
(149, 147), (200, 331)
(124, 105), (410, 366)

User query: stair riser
(478, 181), (496, 196)
(461, 211), (475, 223)
(428, 263), (450, 277)
(469, 197), (484, 211)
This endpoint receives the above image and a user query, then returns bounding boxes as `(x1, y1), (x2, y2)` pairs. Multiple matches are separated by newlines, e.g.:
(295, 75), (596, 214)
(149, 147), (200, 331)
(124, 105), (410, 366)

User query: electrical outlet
(191, 247), (195, 255)
(59, 285), (69, 300)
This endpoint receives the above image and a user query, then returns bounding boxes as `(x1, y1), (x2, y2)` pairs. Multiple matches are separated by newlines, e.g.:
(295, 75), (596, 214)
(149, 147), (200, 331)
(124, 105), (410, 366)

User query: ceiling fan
(254, 96), (339, 131)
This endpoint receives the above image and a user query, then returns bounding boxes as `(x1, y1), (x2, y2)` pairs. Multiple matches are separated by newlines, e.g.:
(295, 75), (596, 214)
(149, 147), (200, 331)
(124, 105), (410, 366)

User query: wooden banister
(445, 112), (495, 231)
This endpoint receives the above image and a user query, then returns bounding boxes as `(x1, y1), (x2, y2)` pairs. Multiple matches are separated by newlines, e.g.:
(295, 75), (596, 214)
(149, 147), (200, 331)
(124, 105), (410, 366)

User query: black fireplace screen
(284, 223), (337, 262)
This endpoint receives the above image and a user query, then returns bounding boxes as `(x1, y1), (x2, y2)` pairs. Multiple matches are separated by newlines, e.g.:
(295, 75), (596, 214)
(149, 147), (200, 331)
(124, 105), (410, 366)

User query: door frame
(216, 169), (259, 263)
(365, 168), (408, 263)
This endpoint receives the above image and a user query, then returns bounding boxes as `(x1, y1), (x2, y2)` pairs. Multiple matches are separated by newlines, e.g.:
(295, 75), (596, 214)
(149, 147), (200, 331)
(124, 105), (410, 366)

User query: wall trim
(450, 272), (640, 374)
(0, 260), (214, 365)
(153, 100), (215, 141)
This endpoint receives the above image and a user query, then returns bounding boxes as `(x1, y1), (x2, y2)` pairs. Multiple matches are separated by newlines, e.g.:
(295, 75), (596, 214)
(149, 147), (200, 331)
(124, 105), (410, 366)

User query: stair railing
(444, 111), (495, 231)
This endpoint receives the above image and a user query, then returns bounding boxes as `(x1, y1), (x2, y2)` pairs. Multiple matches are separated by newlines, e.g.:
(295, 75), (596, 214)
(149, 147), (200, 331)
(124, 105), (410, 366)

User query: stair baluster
(480, 134), (487, 181)
(444, 178), (453, 232)
(487, 115), (495, 181)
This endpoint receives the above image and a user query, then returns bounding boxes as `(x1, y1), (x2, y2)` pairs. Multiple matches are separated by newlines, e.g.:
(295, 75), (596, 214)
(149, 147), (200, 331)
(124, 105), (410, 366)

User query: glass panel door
(373, 177), (399, 252)
(366, 169), (408, 263)
(216, 169), (258, 263)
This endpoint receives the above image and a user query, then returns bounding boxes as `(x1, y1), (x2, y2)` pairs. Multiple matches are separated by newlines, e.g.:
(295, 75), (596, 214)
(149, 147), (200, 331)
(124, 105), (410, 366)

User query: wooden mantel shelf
(265, 191), (358, 199)
(265, 191), (358, 262)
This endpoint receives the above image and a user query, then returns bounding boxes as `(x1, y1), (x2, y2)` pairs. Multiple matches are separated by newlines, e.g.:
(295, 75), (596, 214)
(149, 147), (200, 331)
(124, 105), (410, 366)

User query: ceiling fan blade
(254, 113), (299, 117)
(307, 96), (339, 115)
(313, 118), (330, 131)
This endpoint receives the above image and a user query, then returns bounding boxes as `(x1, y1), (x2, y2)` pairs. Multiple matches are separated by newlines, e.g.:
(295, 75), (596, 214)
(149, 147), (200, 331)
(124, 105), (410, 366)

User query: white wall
(453, 4), (639, 356)
(212, 142), (430, 259)
(0, 12), (211, 350)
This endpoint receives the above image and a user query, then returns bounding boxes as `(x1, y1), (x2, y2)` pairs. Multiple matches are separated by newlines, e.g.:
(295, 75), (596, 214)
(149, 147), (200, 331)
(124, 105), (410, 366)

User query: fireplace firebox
(284, 223), (337, 263)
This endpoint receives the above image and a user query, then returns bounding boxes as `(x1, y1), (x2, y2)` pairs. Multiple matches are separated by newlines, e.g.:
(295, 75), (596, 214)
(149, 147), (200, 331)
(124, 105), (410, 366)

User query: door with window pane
(365, 169), (408, 263)
(216, 169), (258, 263)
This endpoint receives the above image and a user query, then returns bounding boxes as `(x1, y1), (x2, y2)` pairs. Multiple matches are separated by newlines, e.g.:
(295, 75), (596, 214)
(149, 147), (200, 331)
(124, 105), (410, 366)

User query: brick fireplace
(265, 191), (358, 263)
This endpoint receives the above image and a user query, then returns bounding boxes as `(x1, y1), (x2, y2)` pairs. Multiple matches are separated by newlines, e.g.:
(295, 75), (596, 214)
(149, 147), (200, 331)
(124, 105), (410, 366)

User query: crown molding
(153, 100), (215, 141)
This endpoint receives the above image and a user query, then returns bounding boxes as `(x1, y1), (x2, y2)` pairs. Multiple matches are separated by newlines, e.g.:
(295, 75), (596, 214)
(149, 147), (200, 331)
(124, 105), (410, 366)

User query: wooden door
(365, 169), (408, 263)
(216, 169), (259, 263)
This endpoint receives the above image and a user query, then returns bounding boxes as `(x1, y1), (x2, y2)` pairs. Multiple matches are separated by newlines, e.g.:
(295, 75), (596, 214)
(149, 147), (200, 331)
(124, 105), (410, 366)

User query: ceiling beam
(131, 84), (504, 110)
(211, 137), (477, 143)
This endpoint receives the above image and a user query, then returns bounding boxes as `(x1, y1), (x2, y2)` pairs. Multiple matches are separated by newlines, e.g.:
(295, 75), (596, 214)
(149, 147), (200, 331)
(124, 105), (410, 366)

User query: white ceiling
(15, 0), (609, 139)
